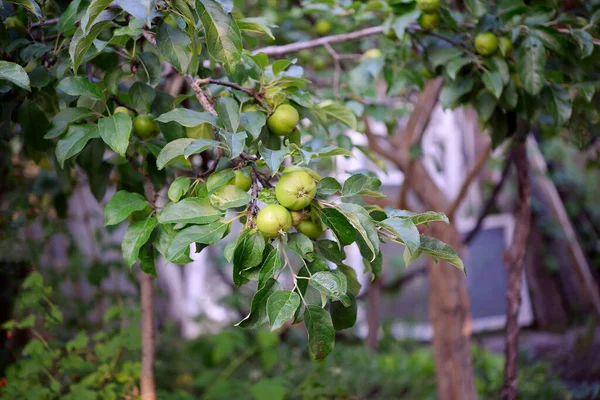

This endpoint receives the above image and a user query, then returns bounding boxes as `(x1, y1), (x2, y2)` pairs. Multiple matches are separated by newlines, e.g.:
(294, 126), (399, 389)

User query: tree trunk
(502, 138), (531, 400)
(407, 162), (477, 400)
(140, 273), (156, 400)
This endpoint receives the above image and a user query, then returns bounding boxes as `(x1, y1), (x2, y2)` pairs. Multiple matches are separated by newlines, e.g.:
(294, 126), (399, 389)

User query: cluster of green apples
(114, 106), (160, 139)
(256, 170), (325, 240)
(417, 0), (441, 30)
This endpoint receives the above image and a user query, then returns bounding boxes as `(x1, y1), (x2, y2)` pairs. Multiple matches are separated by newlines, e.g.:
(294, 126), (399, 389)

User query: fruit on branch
(418, 12), (440, 30)
(229, 169), (252, 192)
(241, 103), (258, 112)
(362, 48), (382, 59)
(475, 32), (498, 56)
(114, 106), (131, 116)
(256, 204), (293, 238)
(267, 104), (300, 136)
(275, 171), (317, 211)
(314, 19), (332, 36)
(133, 115), (159, 139)
(297, 220), (324, 240)
(499, 36), (513, 57)
(417, 0), (440, 12)
(291, 211), (305, 226)
(186, 123), (214, 139)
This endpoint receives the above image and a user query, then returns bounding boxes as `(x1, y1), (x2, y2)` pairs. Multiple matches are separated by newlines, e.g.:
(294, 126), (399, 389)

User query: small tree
(1, 1), (598, 399)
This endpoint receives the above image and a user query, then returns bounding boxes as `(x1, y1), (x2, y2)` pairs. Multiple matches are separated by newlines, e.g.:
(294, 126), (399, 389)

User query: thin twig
(446, 142), (492, 220)
(246, 168), (261, 229)
(323, 43), (341, 97)
(197, 78), (267, 109)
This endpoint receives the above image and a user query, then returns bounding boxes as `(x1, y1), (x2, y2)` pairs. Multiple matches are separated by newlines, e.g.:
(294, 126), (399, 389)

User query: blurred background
(2, 0), (600, 399)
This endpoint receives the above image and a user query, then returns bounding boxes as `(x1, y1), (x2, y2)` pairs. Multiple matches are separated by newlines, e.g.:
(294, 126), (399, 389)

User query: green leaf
(166, 221), (229, 261)
(130, 82), (156, 113)
(206, 169), (235, 192)
(318, 101), (357, 130)
(156, 108), (218, 127)
(156, 22), (191, 73)
(464, 0), (486, 17)
(331, 292), (357, 330)
(440, 76), (473, 109)
(237, 17), (275, 40)
(341, 173), (383, 198)
(310, 271), (349, 304)
(542, 84), (572, 126)
(80, 0), (113, 32)
(317, 177), (342, 196)
(320, 208), (355, 247)
(337, 203), (379, 262)
(105, 190), (149, 226)
(404, 235), (465, 273)
(287, 233), (314, 260)
(117, 0), (160, 27)
(5, 0), (41, 20)
(183, 138), (221, 158)
(271, 60), (291, 76)
(122, 217), (157, 268)
(517, 36), (545, 96)
(58, 0), (82, 34)
(304, 305), (335, 359)
(69, 10), (115, 71)
(98, 113), (132, 157)
(475, 91), (497, 123)
(530, 26), (568, 57)
(260, 146), (290, 176)
(57, 76), (104, 101)
(240, 111), (266, 139)
(55, 124), (100, 168)
(210, 185), (251, 209)
(236, 278), (282, 328)
(168, 177), (191, 202)
(223, 131), (247, 158)
(316, 239), (346, 264)
(266, 290), (300, 331)
(197, 0), (243, 72)
(216, 97), (240, 132)
(571, 29), (594, 59)
(381, 217), (420, 255)
(45, 108), (95, 139)
(258, 247), (282, 289)
(409, 211), (449, 225)
(233, 232), (266, 286)
(573, 82), (595, 103)
(392, 9), (420, 39)
(158, 197), (223, 224)
(482, 70), (504, 99)
(428, 47), (463, 69)
(0, 61), (30, 91)
(337, 264), (361, 296)
(19, 99), (50, 153)
(156, 138), (194, 170)
(136, 52), (162, 85)
(446, 57), (473, 81)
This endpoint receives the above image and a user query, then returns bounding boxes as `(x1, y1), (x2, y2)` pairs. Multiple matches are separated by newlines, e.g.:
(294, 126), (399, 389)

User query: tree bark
(140, 273), (156, 400)
(366, 278), (381, 350)
(502, 137), (531, 400)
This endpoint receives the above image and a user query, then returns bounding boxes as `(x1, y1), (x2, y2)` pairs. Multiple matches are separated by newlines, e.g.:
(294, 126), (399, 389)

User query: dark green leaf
(571, 29), (594, 59)
(542, 84), (572, 125)
(331, 292), (357, 330)
(304, 305), (334, 359)
(260, 146), (289, 176)
(482, 70), (504, 99)
(337, 265), (362, 296)
(122, 217), (157, 268)
(233, 232), (266, 286)
(105, 190), (150, 226)
(240, 111), (266, 139)
(98, 113), (132, 157)
(55, 124), (100, 168)
(57, 76), (104, 101)
(404, 235), (465, 273)
(197, 0), (243, 72)
(287, 233), (314, 260)
(156, 138), (194, 170)
(168, 176), (191, 202)
(156, 22), (191, 73)
(320, 208), (355, 247)
(317, 177), (342, 196)
(156, 108), (218, 127)
(224, 131), (247, 158)
(166, 221), (229, 261)
(266, 290), (300, 331)
(517, 36), (545, 96)
(316, 239), (346, 264)
(0, 61), (30, 91)
(236, 278), (282, 328)
(341, 173), (383, 198)
(210, 185), (251, 209)
(45, 108), (95, 139)
(381, 217), (420, 255)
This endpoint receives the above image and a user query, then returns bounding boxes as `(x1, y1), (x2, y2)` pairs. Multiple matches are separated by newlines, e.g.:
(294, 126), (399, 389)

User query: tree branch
(501, 130), (532, 400)
(140, 273), (156, 400)
(254, 25), (385, 55)
(445, 141), (492, 220)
